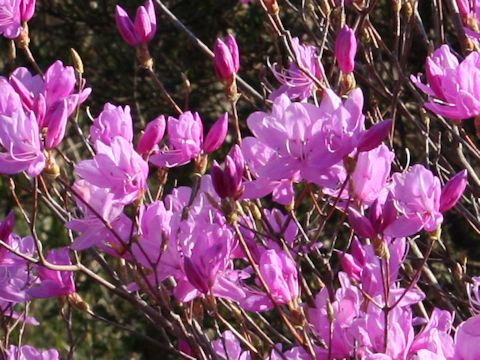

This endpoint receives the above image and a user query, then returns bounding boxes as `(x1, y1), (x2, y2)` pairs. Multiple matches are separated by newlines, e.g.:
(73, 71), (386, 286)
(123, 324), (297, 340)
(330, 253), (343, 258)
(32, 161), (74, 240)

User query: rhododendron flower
(67, 180), (132, 252)
(214, 35), (240, 82)
(350, 144), (394, 204)
(212, 331), (251, 360)
(11, 61), (91, 128)
(454, 314), (480, 360)
(386, 165), (467, 236)
(309, 273), (360, 358)
(242, 89), (365, 203)
(412, 45), (480, 119)
(76, 137), (148, 204)
(6, 345), (59, 360)
(271, 37), (324, 100)
(0, 0), (36, 39)
(259, 249), (299, 305)
(90, 103), (133, 147)
(150, 111), (227, 168)
(0, 80), (45, 176)
(28, 248), (76, 299)
(115, 0), (156, 47)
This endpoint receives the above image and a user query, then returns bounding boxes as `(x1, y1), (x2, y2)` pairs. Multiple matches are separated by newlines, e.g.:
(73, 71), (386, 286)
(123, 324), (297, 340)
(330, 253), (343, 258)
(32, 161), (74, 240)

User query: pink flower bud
(357, 119), (392, 152)
(137, 115), (166, 155)
(202, 113), (228, 154)
(211, 145), (244, 199)
(45, 99), (68, 149)
(214, 36), (239, 81)
(115, 0), (156, 47)
(335, 25), (357, 74)
(439, 169), (468, 212)
(348, 208), (376, 238)
(225, 34), (239, 73)
(115, 5), (137, 46)
(20, 0), (36, 22)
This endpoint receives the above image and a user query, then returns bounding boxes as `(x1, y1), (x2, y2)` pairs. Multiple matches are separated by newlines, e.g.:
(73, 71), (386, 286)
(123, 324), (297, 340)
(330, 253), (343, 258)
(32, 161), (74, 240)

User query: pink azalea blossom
(6, 345), (59, 360)
(90, 103), (133, 147)
(75, 136), (148, 204)
(242, 89), (365, 203)
(0, 79), (45, 176)
(0, 0), (36, 39)
(28, 248), (76, 299)
(412, 45), (480, 120)
(150, 111), (227, 168)
(350, 144), (394, 204)
(386, 165), (466, 236)
(454, 314), (480, 360)
(271, 37), (324, 100)
(212, 331), (251, 360)
(66, 180), (132, 252)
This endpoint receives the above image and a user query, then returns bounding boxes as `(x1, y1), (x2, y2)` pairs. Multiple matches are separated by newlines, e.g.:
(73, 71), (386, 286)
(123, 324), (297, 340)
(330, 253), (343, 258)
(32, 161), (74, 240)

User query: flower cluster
(0, 1), (479, 359)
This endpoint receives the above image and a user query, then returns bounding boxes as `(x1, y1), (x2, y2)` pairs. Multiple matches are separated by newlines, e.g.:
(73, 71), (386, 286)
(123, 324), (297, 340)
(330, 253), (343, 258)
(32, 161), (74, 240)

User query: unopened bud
(70, 48), (84, 74)
(68, 293), (91, 314)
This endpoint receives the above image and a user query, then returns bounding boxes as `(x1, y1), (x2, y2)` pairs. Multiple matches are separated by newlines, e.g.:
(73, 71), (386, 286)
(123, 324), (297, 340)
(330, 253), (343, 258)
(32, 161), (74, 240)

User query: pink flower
(412, 45), (480, 119)
(115, 0), (156, 46)
(242, 89), (365, 202)
(387, 165), (443, 235)
(6, 345), (59, 360)
(351, 144), (394, 205)
(28, 248), (76, 299)
(0, 80), (45, 176)
(439, 169), (468, 212)
(66, 180), (132, 252)
(90, 103), (133, 147)
(10, 61), (91, 148)
(259, 249), (299, 305)
(137, 115), (166, 156)
(212, 331), (251, 360)
(0, 0), (36, 39)
(454, 315), (480, 360)
(150, 111), (227, 168)
(271, 37), (324, 100)
(214, 35), (240, 82)
(335, 25), (357, 74)
(75, 137), (148, 204)
(211, 145), (244, 199)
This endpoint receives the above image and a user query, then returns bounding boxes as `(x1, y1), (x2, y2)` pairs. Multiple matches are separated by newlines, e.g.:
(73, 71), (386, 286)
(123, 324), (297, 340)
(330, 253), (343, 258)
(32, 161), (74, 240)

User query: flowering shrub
(1, 0), (480, 359)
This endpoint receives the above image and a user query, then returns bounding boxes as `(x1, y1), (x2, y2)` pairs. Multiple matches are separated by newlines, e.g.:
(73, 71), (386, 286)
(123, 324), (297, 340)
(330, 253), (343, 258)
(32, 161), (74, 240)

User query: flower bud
(202, 113), (228, 154)
(20, 0), (36, 22)
(45, 99), (68, 149)
(357, 119), (393, 152)
(439, 169), (468, 212)
(214, 36), (239, 82)
(348, 208), (376, 238)
(335, 25), (357, 74)
(115, 0), (156, 47)
(211, 145), (244, 200)
(137, 115), (166, 155)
